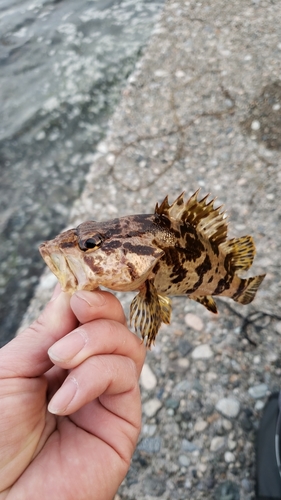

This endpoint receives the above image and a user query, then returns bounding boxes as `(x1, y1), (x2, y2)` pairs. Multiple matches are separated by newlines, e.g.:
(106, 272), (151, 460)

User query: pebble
(222, 419), (233, 431)
(181, 439), (198, 452)
(255, 400), (265, 411)
(275, 321), (281, 335)
(174, 380), (192, 392)
(185, 478), (192, 489)
(214, 480), (240, 500)
(140, 364), (157, 390)
(224, 451), (235, 463)
(177, 357), (190, 368)
(165, 398), (180, 410)
(192, 344), (213, 359)
(138, 436), (162, 454)
(194, 419), (208, 432)
(228, 439), (236, 451)
(143, 476), (166, 497)
(248, 383), (268, 399)
(210, 436), (225, 452)
(178, 339), (193, 356)
(142, 424), (157, 436)
(185, 313), (204, 331)
(241, 478), (252, 492)
(251, 119), (260, 130)
(216, 397), (240, 418)
(178, 454), (190, 467)
(143, 399), (162, 417)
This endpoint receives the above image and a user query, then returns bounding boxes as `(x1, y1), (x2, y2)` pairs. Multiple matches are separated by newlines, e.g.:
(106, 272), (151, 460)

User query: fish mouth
(39, 242), (78, 292)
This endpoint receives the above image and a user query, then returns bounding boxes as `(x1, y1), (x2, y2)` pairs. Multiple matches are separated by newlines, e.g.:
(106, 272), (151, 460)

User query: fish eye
(79, 234), (104, 251)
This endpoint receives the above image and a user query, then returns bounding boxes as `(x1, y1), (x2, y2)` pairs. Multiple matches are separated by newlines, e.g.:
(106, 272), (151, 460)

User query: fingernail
(74, 290), (106, 307)
(48, 330), (87, 362)
(48, 377), (78, 414)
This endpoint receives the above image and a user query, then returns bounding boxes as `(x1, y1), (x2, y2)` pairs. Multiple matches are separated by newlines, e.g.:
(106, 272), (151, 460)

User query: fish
(39, 191), (265, 347)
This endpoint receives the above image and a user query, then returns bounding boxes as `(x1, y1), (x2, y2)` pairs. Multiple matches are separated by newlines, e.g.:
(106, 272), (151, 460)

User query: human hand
(0, 287), (146, 500)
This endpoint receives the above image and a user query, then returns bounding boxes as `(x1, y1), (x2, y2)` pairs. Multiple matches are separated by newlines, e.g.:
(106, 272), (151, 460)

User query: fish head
(39, 215), (165, 293)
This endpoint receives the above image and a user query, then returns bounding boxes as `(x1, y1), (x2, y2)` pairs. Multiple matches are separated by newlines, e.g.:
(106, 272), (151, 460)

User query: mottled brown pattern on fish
(39, 191), (265, 347)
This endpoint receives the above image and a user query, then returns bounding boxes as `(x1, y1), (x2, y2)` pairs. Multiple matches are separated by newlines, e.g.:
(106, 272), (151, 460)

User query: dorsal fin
(219, 235), (256, 271)
(155, 190), (228, 245)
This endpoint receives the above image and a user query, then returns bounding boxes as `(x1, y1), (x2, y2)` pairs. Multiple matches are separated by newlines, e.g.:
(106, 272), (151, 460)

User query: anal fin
(190, 295), (218, 314)
(130, 280), (169, 348)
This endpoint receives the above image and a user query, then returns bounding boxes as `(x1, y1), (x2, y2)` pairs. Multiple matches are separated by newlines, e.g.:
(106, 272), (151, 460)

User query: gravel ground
(20, 0), (281, 499)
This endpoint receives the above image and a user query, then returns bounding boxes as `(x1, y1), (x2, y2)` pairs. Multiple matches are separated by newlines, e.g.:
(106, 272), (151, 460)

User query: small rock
(165, 398), (180, 410)
(275, 321), (281, 335)
(192, 344), (213, 359)
(241, 478), (252, 492)
(185, 313), (204, 331)
(185, 478), (192, 489)
(253, 355), (261, 364)
(228, 439), (237, 451)
(178, 454), (190, 467)
(223, 419), (233, 431)
(193, 379), (204, 392)
(142, 424), (157, 436)
(178, 339), (193, 356)
(251, 119), (260, 130)
(106, 153), (115, 166)
(174, 380), (192, 392)
(143, 398), (162, 417)
(140, 364), (157, 390)
(214, 480), (240, 500)
(181, 438), (198, 452)
(255, 400), (265, 411)
(216, 397), (240, 418)
(224, 451), (235, 463)
(143, 476), (166, 496)
(175, 69), (186, 78)
(240, 410), (253, 431)
(36, 130), (46, 141)
(138, 436), (162, 454)
(194, 419), (208, 432)
(210, 436), (225, 452)
(248, 383), (268, 399)
(206, 371), (218, 382)
(177, 357), (190, 368)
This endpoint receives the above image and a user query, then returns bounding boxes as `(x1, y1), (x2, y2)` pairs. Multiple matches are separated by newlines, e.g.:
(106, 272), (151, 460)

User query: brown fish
(39, 191), (265, 347)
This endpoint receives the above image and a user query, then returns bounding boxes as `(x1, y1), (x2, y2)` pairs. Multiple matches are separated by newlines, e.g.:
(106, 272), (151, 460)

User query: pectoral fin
(130, 280), (171, 348)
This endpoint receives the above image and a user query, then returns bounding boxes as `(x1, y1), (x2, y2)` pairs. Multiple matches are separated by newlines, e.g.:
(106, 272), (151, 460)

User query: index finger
(70, 290), (127, 325)
(48, 318), (146, 376)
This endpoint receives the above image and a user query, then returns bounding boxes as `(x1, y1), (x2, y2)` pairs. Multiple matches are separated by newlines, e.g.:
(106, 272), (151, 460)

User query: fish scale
(39, 190), (266, 347)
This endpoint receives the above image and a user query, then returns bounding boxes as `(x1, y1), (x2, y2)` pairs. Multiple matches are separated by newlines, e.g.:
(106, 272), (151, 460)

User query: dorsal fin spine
(155, 190), (228, 245)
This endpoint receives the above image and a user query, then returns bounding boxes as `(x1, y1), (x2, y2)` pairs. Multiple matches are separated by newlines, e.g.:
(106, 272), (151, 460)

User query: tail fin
(233, 274), (266, 305)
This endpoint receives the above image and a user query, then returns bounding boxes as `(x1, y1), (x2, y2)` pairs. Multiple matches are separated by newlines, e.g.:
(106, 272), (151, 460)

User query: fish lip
(39, 243), (78, 292)
(64, 254), (91, 290)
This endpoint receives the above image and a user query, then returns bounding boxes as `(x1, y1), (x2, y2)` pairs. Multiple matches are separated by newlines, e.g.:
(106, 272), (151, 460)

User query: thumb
(0, 288), (78, 378)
